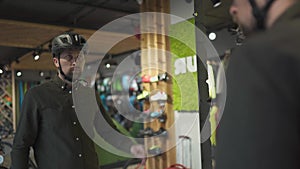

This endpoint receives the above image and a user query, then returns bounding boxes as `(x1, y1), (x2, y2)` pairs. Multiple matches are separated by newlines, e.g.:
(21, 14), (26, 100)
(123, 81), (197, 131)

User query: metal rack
(0, 78), (13, 134)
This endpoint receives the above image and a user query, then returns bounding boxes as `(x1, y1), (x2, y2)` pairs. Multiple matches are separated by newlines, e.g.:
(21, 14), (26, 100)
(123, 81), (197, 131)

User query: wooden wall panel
(140, 0), (175, 168)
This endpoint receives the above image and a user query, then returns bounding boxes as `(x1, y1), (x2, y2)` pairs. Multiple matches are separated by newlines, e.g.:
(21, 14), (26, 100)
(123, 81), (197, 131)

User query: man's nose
(72, 56), (79, 64)
(72, 59), (77, 65)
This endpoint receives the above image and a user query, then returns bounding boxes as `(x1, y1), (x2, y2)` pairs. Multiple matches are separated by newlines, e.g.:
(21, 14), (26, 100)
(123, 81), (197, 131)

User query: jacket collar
(273, 1), (300, 27)
(53, 75), (72, 90)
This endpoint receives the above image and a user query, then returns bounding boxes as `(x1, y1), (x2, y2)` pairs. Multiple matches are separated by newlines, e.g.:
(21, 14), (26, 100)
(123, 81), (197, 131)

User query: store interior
(0, 0), (243, 168)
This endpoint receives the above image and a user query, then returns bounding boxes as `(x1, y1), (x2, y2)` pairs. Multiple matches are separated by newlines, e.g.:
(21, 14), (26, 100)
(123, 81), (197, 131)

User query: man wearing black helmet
(11, 32), (144, 169)
(216, 0), (300, 169)
(51, 32), (86, 84)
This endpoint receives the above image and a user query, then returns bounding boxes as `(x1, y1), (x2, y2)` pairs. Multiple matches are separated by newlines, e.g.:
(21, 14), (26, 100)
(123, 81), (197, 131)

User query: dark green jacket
(11, 76), (133, 169)
(216, 2), (300, 169)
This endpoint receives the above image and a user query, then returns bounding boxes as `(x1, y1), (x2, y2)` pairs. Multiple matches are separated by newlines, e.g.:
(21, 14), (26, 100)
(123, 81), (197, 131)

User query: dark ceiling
(0, 0), (232, 68)
(0, 0), (140, 67)
(0, 0), (139, 30)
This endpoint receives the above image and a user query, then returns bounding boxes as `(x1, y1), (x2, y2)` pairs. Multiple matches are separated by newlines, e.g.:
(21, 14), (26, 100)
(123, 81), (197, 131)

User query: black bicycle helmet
(50, 32), (87, 82)
(51, 32), (86, 58)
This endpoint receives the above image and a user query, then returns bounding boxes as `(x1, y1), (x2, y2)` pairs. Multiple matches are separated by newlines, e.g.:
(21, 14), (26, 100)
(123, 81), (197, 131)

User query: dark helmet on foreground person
(50, 32), (86, 82)
(248, 0), (275, 30)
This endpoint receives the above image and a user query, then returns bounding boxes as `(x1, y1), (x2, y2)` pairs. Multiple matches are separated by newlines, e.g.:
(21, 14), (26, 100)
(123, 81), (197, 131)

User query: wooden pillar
(140, 0), (175, 169)
(12, 69), (17, 131)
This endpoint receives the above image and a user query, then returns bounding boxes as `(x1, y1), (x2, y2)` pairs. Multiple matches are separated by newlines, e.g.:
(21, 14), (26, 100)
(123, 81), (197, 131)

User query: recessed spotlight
(208, 32), (217, 41)
(16, 70), (22, 77)
(33, 51), (40, 61)
(34, 54), (40, 61)
(105, 63), (111, 68)
(104, 60), (118, 69)
(211, 0), (222, 8)
(39, 71), (44, 77)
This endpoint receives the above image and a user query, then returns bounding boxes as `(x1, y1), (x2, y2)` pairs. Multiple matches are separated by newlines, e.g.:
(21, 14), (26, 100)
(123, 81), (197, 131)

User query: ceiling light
(0, 68), (3, 74)
(105, 63), (111, 68)
(211, 0), (221, 8)
(16, 70), (22, 77)
(39, 71), (44, 77)
(208, 32), (217, 41)
(33, 51), (40, 61)
(34, 54), (40, 61)
(104, 60), (118, 69)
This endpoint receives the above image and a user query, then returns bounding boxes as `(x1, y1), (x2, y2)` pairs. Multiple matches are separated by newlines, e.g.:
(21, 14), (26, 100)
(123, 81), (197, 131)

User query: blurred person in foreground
(216, 0), (300, 169)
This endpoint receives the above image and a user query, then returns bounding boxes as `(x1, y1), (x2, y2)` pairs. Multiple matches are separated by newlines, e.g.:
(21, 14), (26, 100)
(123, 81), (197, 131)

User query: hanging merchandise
(147, 90), (168, 123)
(158, 72), (169, 81)
(3, 95), (12, 107)
(24, 82), (27, 93)
(142, 72), (170, 83)
(157, 114), (167, 123)
(177, 136), (192, 169)
(209, 105), (219, 146)
(150, 109), (164, 118)
(134, 76), (143, 94)
(149, 75), (159, 83)
(206, 60), (219, 146)
(137, 90), (149, 100)
(0, 77), (14, 145)
(149, 90), (168, 116)
(138, 127), (154, 137)
(142, 75), (151, 83)
(206, 61), (217, 100)
(129, 78), (139, 92)
(17, 81), (38, 108)
(122, 75), (130, 91)
(153, 127), (168, 137)
(18, 81), (24, 108)
(150, 91), (168, 102)
(165, 164), (188, 169)
(111, 75), (123, 93)
(148, 145), (162, 156)
(138, 127), (168, 138)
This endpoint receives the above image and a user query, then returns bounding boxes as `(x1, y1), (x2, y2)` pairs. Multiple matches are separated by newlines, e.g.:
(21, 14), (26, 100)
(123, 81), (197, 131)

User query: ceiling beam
(53, 0), (138, 14)
(2, 19), (140, 70)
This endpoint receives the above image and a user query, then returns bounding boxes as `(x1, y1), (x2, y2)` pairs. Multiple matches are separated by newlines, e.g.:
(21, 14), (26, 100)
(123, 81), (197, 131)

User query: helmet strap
(57, 55), (73, 84)
(249, 0), (275, 30)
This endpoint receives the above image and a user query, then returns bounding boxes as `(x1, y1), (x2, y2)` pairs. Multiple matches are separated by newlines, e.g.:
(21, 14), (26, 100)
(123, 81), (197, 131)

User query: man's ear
(53, 57), (59, 68)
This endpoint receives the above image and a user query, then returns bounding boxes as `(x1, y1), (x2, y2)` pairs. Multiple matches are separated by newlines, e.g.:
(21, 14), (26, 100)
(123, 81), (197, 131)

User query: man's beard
(65, 73), (73, 81)
(69, 69), (82, 81)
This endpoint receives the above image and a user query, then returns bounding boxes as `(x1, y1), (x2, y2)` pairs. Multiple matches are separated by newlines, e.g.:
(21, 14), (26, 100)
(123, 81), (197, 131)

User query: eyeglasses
(60, 54), (79, 62)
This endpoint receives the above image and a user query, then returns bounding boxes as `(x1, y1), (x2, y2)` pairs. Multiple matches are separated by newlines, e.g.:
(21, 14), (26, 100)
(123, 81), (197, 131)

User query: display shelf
(0, 78), (13, 133)
(140, 0), (176, 168)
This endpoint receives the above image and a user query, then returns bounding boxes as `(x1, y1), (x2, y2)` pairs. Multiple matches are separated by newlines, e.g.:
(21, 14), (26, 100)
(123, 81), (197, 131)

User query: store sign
(174, 55), (197, 75)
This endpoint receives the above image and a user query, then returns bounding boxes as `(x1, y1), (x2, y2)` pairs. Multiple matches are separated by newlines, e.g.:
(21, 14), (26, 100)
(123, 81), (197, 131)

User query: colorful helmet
(51, 32), (86, 58)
